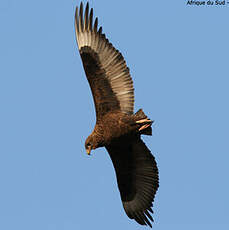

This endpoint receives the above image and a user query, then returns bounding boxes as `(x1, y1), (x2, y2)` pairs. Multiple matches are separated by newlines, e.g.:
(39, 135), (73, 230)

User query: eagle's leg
(139, 123), (151, 131)
(136, 119), (153, 132)
(136, 118), (153, 124)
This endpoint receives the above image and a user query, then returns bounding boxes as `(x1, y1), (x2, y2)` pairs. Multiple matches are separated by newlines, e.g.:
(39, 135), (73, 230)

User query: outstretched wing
(106, 136), (159, 227)
(75, 2), (134, 119)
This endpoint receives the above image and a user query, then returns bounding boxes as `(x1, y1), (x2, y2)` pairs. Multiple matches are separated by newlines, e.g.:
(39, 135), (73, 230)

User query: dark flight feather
(106, 137), (159, 227)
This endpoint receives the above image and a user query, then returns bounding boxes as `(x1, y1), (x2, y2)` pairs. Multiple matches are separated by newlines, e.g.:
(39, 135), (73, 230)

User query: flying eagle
(75, 2), (159, 227)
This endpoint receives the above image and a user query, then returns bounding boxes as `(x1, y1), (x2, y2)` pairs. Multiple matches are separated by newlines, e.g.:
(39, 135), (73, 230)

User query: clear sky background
(0, 0), (229, 229)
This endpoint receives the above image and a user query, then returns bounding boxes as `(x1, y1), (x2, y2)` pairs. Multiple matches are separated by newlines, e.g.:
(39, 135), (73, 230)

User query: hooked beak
(86, 145), (92, 155)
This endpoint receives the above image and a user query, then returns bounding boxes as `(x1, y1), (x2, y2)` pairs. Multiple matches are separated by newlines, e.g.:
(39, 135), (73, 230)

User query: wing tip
(123, 200), (155, 227)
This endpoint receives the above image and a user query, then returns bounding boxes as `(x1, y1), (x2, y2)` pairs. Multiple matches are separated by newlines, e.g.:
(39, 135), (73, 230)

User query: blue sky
(0, 0), (229, 229)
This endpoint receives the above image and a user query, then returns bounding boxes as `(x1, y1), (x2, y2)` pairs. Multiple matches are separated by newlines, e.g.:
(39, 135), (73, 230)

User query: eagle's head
(85, 133), (103, 155)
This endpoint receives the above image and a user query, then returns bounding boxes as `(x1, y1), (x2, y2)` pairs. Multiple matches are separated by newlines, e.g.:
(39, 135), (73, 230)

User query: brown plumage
(75, 2), (159, 227)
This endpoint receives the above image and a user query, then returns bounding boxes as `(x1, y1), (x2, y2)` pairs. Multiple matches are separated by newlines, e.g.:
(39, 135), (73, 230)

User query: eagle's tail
(134, 109), (153, 136)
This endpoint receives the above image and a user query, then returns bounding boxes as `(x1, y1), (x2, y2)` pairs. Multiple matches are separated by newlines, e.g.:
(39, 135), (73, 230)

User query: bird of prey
(74, 2), (159, 227)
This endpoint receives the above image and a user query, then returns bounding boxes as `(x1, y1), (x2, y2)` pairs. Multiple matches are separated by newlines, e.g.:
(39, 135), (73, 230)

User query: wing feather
(75, 3), (134, 117)
(106, 136), (159, 227)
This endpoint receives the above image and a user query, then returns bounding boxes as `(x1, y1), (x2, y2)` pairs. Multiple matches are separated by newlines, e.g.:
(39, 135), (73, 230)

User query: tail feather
(140, 126), (152, 135)
(135, 109), (153, 136)
(135, 109), (147, 119)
